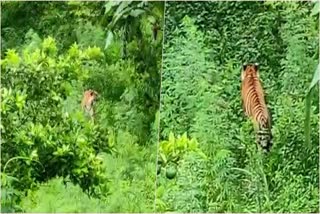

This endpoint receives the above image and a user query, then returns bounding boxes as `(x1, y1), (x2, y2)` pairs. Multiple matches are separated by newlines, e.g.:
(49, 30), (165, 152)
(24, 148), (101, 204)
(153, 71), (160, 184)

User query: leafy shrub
(20, 178), (104, 213)
(20, 130), (157, 212)
(158, 132), (206, 166)
(156, 132), (207, 212)
(1, 38), (110, 210)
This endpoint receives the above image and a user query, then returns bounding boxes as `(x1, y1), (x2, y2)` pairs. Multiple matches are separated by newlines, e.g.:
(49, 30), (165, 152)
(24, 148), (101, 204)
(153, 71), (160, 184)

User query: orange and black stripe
(241, 63), (272, 152)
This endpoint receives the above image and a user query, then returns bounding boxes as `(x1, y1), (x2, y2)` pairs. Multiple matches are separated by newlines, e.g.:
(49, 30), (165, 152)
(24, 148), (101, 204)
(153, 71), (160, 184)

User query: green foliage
(159, 2), (319, 212)
(156, 134), (207, 212)
(1, 38), (110, 211)
(98, 132), (157, 212)
(2, 1), (163, 212)
(104, 1), (164, 50)
(20, 178), (104, 212)
(1, 2), (107, 53)
(305, 63), (320, 146)
(2, 0), (318, 213)
(158, 132), (206, 166)
(20, 131), (157, 212)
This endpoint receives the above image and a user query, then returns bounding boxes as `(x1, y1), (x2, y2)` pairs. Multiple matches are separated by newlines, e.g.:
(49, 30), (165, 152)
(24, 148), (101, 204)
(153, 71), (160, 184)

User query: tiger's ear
(241, 70), (245, 81)
(242, 63), (248, 71)
(254, 63), (259, 71)
(241, 63), (247, 81)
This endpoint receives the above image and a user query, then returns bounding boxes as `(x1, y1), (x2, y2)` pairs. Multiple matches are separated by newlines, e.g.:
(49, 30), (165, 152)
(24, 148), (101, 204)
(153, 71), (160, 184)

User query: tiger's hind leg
(251, 119), (261, 150)
(252, 120), (271, 153)
(257, 124), (272, 153)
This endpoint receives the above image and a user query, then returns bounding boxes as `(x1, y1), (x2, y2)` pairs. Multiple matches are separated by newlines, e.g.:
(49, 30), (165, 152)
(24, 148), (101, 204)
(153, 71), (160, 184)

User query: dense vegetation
(157, 1), (319, 212)
(1, 1), (163, 212)
(1, 1), (319, 212)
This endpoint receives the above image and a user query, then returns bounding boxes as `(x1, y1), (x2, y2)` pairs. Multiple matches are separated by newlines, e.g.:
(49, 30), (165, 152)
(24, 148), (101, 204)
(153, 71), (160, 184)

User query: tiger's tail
(256, 125), (272, 153)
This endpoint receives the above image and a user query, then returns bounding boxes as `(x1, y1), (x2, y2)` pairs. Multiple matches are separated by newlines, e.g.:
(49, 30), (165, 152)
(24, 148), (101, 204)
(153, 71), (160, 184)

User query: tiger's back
(241, 63), (272, 152)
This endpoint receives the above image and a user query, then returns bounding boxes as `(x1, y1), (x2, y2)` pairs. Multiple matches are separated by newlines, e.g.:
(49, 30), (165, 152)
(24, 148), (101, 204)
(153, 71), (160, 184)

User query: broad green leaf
(160, 153), (167, 164)
(114, 1), (132, 17)
(308, 63), (320, 91)
(168, 132), (175, 144)
(109, 7), (133, 29)
(104, 1), (119, 15)
(105, 31), (114, 50)
(130, 9), (145, 17)
(311, 1), (320, 16)
(147, 16), (156, 24)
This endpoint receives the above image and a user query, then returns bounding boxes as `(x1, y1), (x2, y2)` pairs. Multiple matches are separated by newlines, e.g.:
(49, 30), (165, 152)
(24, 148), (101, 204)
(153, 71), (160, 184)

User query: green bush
(20, 130), (157, 212)
(156, 133), (207, 212)
(1, 38), (110, 211)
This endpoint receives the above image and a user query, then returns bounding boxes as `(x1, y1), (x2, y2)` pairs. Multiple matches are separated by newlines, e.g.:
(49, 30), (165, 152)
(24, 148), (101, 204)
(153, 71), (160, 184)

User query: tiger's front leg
(88, 108), (94, 123)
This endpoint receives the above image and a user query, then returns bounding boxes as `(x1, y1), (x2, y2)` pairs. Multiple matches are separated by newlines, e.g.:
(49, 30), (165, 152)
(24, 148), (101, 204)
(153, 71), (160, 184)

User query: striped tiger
(241, 63), (272, 152)
(81, 89), (98, 121)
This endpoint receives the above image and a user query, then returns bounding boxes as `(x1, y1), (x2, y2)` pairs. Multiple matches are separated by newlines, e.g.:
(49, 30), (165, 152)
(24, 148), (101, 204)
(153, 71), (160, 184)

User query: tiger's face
(81, 89), (98, 117)
(241, 63), (260, 81)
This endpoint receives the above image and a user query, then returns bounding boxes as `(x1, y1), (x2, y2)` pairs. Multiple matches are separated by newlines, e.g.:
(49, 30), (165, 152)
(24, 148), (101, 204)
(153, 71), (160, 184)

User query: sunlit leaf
(105, 31), (114, 50)
(311, 1), (320, 16)
(5, 49), (20, 66)
(130, 9), (145, 17)
(104, 1), (120, 15)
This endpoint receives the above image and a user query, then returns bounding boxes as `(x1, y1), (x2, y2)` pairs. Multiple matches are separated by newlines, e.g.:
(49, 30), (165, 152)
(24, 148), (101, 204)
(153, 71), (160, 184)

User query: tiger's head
(241, 63), (259, 81)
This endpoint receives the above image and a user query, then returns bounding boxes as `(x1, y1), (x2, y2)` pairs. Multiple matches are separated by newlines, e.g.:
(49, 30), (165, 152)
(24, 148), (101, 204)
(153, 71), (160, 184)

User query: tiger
(81, 89), (98, 121)
(241, 63), (272, 152)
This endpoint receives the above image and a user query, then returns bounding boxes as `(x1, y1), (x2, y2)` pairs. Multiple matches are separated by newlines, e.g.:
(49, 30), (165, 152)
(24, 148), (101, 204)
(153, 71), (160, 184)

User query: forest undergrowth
(156, 1), (319, 212)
